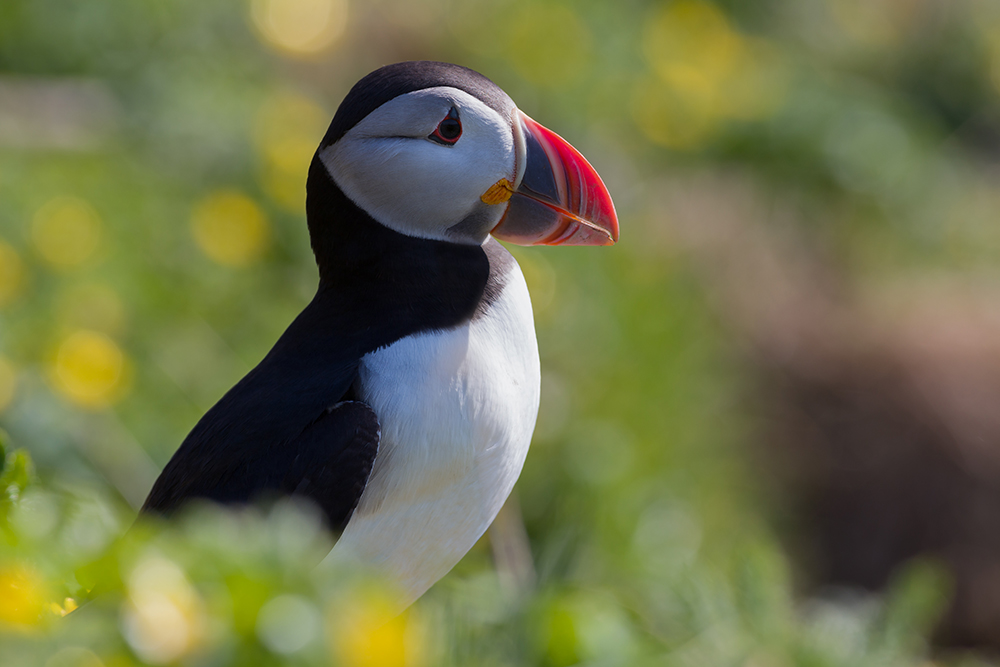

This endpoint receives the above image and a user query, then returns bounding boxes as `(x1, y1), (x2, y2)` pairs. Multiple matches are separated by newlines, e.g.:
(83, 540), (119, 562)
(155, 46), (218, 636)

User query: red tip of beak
(492, 112), (619, 247)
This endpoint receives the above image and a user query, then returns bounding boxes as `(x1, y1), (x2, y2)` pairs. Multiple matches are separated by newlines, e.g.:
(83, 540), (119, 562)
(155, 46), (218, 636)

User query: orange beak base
(491, 112), (618, 247)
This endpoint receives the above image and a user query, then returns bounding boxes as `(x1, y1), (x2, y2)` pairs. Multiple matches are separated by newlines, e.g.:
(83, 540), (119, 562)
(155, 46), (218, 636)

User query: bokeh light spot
(330, 591), (425, 667)
(636, 1), (787, 149)
(507, 5), (592, 88)
(0, 355), (17, 412)
(254, 93), (328, 211)
(121, 555), (205, 665)
(643, 0), (741, 86)
(51, 329), (127, 409)
(630, 75), (717, 150)
(0, 240), (25, 306)
(250, 0), (348, 57)
(0, 563), (48, 629)
(191, 191), (270, 267)
(31, 196), (102, 269)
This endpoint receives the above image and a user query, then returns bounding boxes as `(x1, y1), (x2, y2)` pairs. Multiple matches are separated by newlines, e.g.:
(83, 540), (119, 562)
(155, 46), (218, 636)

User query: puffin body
(143, 61), (617, 605)
(338, 239), (539, 601)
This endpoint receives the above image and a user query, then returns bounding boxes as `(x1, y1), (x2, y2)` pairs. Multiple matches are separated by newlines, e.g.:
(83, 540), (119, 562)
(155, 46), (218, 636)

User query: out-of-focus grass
(0, 441), (949, 666)
(3, 0), (1000, 663)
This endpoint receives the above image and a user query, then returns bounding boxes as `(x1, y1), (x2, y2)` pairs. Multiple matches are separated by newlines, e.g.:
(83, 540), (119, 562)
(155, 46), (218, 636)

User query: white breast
(326, 260), (540, 606)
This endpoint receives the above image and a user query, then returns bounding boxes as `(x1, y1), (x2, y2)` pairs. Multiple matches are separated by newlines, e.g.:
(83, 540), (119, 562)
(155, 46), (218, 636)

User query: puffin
(142, 61), (618, 606)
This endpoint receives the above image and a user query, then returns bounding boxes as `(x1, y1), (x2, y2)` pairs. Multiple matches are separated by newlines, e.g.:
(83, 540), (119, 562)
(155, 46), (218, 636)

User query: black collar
(304, 154), (490, 351)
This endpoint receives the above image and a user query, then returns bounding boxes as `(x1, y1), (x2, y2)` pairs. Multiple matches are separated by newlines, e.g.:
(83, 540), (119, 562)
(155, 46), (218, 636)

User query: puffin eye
(428, 107), (462, 145)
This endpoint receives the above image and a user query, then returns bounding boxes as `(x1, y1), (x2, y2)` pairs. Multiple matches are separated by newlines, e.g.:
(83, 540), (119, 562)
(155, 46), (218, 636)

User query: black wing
(280, 401), (379, 531)
(144, 397), (380, 532)
(142, 293), (382, 529)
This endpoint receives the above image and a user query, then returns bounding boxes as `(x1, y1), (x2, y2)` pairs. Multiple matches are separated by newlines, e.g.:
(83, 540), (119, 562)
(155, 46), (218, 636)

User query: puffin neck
(305, 154), (491, 338)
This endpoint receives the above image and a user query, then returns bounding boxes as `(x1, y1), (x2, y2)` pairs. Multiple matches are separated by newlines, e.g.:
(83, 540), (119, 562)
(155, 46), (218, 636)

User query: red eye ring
(429, 107), (462, 145)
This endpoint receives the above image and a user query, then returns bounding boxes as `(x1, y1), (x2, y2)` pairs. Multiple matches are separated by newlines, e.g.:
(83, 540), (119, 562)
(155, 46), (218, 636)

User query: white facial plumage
(319, 87), (517, 245)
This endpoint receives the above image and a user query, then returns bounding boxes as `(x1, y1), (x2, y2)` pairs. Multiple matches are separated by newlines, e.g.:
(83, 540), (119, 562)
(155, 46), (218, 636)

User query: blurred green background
(4, 0), (1000, 664)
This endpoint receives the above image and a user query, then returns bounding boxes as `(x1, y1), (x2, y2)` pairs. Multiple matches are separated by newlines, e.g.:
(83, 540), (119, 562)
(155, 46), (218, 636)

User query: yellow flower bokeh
(50, 597), (79, 618)
(121, 555), (206, 665)
(0, 563), (48, 630)
(250, 0), (348, 57)
(254, 93), (328, 211)
(506, 4), (593, 88)
(191, 191), (270, 267)
(31, 196), (103, 269)
(631, 74), (717, 150)
(633, 0), (788, 149)
(50, 329), (130, 409)
(329, 591), (426, 667)
(643, 0), (742, 88)
(0, 240), (25, 307)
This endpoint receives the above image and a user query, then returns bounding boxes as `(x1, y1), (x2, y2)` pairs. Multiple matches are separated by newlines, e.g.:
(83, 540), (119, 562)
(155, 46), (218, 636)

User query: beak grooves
(491, 111), (618, 247)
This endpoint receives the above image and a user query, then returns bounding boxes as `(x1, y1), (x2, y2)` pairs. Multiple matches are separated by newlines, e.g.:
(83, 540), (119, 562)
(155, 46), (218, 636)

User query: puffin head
(310, 61), (618, 249)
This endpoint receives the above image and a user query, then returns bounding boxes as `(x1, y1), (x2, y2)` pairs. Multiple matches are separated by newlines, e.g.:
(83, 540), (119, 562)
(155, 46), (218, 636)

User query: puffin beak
(490, 111), (619, 246)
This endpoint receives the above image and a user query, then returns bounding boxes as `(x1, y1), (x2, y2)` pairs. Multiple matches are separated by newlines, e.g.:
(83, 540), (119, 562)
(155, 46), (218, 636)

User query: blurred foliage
(2, 0), (1000, 663)
(0, 444), (952, 665)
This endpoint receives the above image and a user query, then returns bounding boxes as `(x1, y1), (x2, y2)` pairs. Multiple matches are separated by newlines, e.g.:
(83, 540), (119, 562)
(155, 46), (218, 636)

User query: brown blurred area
(657, 171), (1000, 650)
